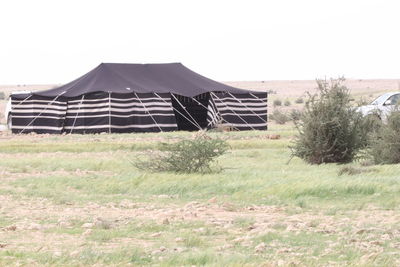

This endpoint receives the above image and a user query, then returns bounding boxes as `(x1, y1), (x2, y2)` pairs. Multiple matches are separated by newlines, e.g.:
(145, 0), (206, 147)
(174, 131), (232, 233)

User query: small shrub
(338, 166), (377, 176)
(356, 97), (369, 106)
(284, 100), (291, 106)
(295, 97), (304, 104)
(290, 78), (366, 164)
(270, 109), (289, 124)
(134, 133), (229, 173)
(370, 110), (400, 164)
(273, 99), (282, 107)
(289, 109), (302, 121)
(0, 91), (5, 100)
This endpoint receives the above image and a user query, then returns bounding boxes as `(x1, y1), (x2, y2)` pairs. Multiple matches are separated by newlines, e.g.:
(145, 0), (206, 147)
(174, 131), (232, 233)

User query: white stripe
(13, 104), (67, 110)
(12, 125), (63, 131)
(67, 102), (171, 109)
(13, 115), (64, 119)
(12, 99), (66, 105)
(12, 109), (67, 115)
(13, 113), (175, 120)
(216, 106), (268, 112)
(218, 112), (268, 116)
(213, 100), (268, 107)
(213, 96), (268, 102)
(63, 123), (177, 130)
(221, 122), (268, 127)
(68, 96), (171, 103)
(65, 113), (175, 119)
(66, 106), (174, 114)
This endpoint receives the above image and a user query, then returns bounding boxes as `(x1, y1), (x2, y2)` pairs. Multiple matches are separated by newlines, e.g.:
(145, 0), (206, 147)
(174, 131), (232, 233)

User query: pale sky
(0, 0), (399, 84)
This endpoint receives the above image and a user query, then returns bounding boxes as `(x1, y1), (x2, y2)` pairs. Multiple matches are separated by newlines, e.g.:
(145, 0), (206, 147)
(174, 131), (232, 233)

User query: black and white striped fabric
(11, 95), (67, 134)
(11, 93), (178, 134)
(11, 91), (267, 134)
(63, 92), (177, 134)
(208, 92), (268, 130)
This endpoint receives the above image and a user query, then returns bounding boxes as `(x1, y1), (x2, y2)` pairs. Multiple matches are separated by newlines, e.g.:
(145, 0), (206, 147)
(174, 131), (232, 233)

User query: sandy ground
(1, 79), (399, 96)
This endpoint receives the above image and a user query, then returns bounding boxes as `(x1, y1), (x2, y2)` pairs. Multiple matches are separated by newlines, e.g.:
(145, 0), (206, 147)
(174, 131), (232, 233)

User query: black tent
(11, 63), (268, 134)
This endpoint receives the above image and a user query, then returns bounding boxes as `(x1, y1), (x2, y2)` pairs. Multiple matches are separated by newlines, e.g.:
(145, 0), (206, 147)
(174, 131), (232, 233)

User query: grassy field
(0, 125), (399, 266)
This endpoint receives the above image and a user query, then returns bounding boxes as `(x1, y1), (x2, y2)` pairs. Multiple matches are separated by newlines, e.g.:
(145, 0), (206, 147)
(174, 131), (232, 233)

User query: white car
(357, 92), (400, 121)
(5, 91), (31, 129)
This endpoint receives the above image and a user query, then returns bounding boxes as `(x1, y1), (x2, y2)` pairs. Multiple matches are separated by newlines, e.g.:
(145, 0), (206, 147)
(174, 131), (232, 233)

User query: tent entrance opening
(171, 93), (209, 131)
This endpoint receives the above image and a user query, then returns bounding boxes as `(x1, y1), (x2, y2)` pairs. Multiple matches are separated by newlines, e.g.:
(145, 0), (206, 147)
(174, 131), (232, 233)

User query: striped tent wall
(209, 92), (268, 130)
(11, 92), (178, 134)
(63, 92), (178, 134)
(11, 95), (67, 134)
(206, 95), (222, 128)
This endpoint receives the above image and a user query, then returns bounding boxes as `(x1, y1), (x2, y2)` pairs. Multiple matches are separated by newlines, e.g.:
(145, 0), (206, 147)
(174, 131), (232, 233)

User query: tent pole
(171, 94), (203, 130)
(70, 94), (85, 134)
(19, 91), (66, 134)
(154, 93), (202, 131)
(108, 91), (112, 134)
(226, 92), (268, 124)
(210, 92), (256, 131)
(134, 93), (163, 132)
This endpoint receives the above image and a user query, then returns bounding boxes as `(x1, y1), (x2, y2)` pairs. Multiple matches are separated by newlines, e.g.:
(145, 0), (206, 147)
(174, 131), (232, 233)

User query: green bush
(134, 133), (229, 173)
(370, 110), (400, 164)
(273, 99), (282, 107)
(270, 109), (289, 124)
(290, 78), (366, 164)
(295, 97), (304, 104)
(289, 109), (302, 121)
(284, 100), (291, 106)
(0, 91), (5, 100)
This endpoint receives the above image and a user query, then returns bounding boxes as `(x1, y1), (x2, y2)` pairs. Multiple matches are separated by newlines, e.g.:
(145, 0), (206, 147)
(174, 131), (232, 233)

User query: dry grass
(0, 128), (399, 266)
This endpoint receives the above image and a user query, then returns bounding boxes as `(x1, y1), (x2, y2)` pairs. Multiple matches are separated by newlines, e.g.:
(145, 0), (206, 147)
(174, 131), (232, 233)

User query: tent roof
(33, 63), (256, 97)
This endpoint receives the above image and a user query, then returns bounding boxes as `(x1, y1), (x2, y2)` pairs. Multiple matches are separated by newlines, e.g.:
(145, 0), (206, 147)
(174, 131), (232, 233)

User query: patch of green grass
(1, 125), (400, 266)
(233, 216), (255, 229)
(182, 234), (204, 248)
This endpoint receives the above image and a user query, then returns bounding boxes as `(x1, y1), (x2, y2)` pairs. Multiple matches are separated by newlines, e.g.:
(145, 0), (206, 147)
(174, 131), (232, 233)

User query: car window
(386, 94), (400, 105)
(371, 94), (390, 105)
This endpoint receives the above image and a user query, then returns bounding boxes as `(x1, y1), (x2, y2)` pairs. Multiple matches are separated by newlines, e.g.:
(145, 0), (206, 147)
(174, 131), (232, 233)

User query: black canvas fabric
(17, 63), (258, 98)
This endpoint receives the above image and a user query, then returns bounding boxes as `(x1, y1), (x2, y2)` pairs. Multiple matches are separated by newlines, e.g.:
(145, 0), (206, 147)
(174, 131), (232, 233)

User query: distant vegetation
(273, 99), (282, 107)
(295, 97), (304, 104)
(270, 109), (289, 124)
